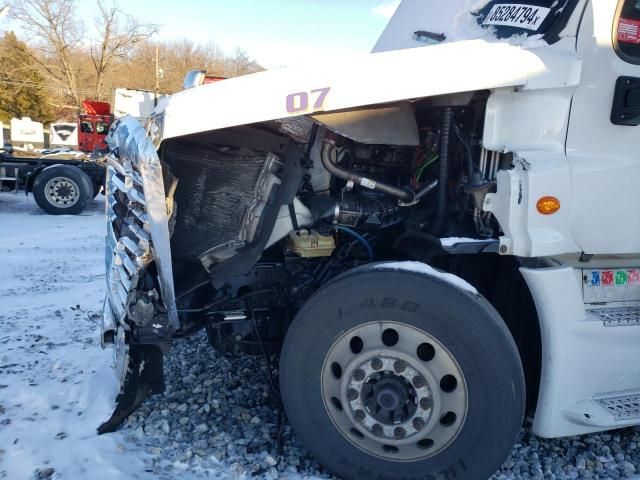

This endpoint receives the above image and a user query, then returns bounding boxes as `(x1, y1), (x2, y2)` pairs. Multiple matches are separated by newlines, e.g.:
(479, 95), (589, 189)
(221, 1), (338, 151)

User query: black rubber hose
(320, 142), (414, 203)
(432, 107), (453, 235)
(454, 123), (474, 180)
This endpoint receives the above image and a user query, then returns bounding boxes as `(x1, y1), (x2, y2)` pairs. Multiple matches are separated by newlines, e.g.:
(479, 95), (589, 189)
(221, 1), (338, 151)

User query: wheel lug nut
(371, 358), (383, 371)
(371, 424), (383, 436)
(354, 409), (366, 422)
(393, 360), (406, 373)
(420, 397), (432, 410)
(353, 369), (365, 381)
(347, 388), (359, 401)
(413, 417), (426, 431)
(413, 375), (426, 388)
(394, 427), (406, 439)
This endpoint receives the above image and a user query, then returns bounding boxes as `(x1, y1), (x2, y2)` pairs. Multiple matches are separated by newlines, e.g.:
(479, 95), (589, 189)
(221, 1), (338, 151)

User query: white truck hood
(157, 39), (581, 142)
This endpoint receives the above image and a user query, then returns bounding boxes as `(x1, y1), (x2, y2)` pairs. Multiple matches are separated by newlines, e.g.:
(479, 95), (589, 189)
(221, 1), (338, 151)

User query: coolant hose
(432, 107), (453, 235)
(320, 142), (414, 203)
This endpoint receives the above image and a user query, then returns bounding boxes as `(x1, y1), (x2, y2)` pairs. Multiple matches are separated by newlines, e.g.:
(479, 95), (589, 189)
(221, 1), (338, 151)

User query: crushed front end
(99, 116), (179, 433)
(99, 114), (307, 432)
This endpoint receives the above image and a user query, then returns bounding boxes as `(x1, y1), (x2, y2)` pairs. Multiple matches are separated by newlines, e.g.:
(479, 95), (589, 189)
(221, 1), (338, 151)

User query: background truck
(0, 91), (160, 215)
(100, 1), (640, 479)
(0, 101), (111, 215)
(0, 151), (105, 215)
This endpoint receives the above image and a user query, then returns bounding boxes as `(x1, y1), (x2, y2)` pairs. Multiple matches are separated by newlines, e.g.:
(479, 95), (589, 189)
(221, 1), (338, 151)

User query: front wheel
(280, 264), (525, 480)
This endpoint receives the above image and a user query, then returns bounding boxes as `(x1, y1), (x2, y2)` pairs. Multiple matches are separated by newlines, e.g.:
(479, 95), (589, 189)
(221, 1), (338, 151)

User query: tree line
(0, 0), (262, 124)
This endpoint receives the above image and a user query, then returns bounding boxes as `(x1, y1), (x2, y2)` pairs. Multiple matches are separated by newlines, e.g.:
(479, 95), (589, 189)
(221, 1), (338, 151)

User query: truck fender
(24, 166), (47, 193)
(324, 260), (479, 297)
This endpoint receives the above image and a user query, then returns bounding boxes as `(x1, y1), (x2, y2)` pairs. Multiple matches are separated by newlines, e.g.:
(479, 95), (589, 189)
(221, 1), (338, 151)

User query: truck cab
(77, 101), (113, 153)
(100, 1), (640, 478)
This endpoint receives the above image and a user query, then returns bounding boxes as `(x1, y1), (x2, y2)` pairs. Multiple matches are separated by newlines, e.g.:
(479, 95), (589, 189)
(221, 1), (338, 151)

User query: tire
(32, 165), (93, 215)
(280, 264), (525, 480)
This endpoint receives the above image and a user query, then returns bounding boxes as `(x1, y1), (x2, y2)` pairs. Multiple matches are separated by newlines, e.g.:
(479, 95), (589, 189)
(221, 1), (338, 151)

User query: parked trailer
(0, 152), (105, 215)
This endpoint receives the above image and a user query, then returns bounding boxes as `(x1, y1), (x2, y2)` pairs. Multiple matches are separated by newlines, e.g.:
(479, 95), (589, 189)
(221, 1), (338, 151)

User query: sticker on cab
(482, 4), (552, 31)
(618, 18), (640, 45)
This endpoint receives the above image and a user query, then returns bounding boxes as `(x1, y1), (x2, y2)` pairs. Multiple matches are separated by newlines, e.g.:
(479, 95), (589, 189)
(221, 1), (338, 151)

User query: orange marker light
(537, 196), (561, 215)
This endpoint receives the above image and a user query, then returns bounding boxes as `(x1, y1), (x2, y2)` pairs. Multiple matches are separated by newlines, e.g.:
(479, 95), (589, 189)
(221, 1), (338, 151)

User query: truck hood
(156, 39), (581, 142)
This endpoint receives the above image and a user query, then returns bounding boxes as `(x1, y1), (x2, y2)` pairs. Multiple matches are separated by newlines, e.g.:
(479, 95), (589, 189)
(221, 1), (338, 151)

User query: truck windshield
(475, 0), (579, 42)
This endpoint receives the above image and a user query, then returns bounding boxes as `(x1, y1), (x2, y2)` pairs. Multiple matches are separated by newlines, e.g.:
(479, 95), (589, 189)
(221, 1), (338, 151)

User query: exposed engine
(144, 93), (510, 355)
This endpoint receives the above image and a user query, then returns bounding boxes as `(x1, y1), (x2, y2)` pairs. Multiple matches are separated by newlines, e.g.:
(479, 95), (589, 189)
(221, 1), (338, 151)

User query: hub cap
(321, 321), (468, 461)
(44, 177), (80, 208)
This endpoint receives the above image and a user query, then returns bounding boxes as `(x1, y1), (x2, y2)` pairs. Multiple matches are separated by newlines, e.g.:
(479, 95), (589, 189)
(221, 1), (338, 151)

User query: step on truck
(99, 0), (640, 478)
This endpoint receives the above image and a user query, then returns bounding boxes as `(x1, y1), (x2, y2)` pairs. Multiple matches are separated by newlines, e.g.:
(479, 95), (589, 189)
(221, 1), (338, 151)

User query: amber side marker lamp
(537, 196), (561, 215)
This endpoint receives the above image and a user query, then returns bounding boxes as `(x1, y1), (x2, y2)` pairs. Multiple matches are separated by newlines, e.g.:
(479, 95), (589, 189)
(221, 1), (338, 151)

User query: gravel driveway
(1, 193), (639, 480)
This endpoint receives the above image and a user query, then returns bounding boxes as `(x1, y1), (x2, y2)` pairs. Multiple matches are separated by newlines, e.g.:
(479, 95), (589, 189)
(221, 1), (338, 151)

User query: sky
(3, 0), (401, 69)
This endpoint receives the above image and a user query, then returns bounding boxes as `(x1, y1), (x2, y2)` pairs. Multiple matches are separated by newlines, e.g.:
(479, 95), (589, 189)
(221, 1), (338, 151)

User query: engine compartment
(140, 93), (514, 354)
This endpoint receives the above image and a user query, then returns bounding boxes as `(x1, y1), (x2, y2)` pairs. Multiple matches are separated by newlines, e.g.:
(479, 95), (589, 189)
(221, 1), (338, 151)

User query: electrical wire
(414, 154), (439, 183)
(335, 225), (374, 262)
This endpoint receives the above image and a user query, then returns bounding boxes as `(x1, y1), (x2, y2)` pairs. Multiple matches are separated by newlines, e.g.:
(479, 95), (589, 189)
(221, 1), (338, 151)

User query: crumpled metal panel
(104, 116), (178, 330)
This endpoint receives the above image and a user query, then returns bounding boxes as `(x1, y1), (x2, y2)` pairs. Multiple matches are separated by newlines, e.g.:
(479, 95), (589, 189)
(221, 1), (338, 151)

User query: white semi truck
(100, 0), (640, 478)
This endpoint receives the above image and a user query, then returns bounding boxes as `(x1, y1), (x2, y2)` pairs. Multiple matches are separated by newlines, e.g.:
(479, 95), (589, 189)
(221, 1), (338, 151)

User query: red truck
(77, 100), (113, 153)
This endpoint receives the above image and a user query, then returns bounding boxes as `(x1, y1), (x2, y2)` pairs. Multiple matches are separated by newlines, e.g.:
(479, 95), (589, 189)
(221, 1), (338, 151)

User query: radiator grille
(163, 141), (269, 260)
(105, 159), (151, 321)
(103, 116), (178, 330)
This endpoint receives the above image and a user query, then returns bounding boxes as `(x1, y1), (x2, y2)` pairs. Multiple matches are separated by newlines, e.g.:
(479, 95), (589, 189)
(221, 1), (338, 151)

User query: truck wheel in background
(32, 165), (93, 215)
(280, 265), (525, 480)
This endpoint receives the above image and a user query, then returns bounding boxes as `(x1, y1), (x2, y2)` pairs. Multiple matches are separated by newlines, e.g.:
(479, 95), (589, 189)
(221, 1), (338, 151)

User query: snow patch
(373, 0), (549, 53)
(0, 194), (149, 479)
(374, 261), (478, 294)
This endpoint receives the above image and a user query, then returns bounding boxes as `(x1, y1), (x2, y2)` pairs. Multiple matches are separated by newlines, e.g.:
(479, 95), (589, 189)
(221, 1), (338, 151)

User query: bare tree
(9, 0), (85, 107)
(91, 0), (157, 100)
(7, 1), (263, 112)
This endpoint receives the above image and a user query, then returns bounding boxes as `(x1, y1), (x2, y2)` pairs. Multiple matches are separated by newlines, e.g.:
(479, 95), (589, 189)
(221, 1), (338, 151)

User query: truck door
(78, 116), (94, 153)
(567, 0), (640, 254)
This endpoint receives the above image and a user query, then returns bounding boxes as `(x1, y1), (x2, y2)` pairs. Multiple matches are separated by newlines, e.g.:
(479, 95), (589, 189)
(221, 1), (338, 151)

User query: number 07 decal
(286, 87), (331, 114)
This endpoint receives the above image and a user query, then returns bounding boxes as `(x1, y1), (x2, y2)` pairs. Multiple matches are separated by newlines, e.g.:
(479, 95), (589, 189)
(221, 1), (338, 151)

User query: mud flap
(97, 345), (165, 434)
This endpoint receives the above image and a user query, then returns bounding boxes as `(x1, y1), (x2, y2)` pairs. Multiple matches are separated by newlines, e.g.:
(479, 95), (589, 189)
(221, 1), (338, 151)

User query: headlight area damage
(99, 115), (308, 432)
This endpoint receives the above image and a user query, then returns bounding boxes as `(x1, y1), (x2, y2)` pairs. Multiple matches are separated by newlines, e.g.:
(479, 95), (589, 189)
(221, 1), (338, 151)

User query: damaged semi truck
(100, 0), (640, 478)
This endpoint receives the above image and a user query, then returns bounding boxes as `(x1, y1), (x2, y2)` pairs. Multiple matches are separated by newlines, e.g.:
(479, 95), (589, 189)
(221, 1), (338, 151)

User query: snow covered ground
(0, 194), (149, 480)
(2, 193), (640, 480)
(0, 194), (322, 480)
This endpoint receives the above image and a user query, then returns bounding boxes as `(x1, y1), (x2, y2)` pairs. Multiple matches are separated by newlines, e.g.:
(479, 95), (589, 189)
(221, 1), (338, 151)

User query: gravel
(120, 330), (640, 479)
(120, 331), (327, 479)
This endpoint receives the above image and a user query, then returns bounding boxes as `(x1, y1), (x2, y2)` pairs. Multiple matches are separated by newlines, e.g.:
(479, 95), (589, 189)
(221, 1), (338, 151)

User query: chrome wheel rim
(321, 321), (468, 461)
(44, 177), (80, 208)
